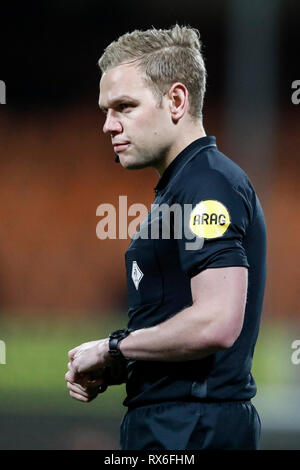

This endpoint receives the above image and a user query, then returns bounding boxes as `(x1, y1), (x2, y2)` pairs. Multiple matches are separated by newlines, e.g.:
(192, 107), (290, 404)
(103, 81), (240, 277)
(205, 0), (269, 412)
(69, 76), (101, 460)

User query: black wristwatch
(108, 328), (131, 359)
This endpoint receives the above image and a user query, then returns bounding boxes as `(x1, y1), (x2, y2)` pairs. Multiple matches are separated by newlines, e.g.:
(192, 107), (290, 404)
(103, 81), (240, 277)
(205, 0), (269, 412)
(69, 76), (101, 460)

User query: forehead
(99, 63), (151, 107)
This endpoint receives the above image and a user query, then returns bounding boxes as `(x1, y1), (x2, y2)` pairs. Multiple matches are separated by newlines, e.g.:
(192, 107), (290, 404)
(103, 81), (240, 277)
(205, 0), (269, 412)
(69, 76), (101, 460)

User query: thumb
(68, 346), (80, 361)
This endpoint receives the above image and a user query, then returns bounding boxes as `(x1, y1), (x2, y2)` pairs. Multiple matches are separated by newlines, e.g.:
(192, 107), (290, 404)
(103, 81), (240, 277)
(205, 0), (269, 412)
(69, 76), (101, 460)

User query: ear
(168, 83), (188, 123)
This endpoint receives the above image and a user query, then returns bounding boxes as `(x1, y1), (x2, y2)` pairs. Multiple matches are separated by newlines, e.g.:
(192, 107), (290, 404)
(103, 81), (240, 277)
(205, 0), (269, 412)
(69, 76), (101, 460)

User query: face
(99, 63), (175, 170)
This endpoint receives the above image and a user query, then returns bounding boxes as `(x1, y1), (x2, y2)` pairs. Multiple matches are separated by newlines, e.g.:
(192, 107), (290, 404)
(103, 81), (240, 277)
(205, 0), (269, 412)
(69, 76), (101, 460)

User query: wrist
(117, 336), (127, 358)
(99, 338), (112, 366)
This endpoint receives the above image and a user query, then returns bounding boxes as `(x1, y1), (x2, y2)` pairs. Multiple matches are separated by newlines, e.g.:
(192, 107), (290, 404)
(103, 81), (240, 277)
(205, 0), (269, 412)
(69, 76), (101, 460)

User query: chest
(125, 202), (190, 308)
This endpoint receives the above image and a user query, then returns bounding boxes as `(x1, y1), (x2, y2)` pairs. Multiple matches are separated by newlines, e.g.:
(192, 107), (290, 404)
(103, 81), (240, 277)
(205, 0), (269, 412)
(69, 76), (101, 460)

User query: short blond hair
(98, 25), (207, 120)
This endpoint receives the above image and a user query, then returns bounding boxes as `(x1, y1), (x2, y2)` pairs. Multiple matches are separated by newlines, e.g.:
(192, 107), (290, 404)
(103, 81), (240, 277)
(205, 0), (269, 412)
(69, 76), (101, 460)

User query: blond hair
(98, 25), (206, 120)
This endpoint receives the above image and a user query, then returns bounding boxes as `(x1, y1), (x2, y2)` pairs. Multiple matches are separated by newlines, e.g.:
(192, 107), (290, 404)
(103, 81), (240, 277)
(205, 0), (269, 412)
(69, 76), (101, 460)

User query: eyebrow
(98, 95), (138, 111)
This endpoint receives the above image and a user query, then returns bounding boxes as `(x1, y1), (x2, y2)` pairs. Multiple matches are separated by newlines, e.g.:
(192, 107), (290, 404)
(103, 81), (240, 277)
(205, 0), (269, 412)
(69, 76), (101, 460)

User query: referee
(65, 25), (266, 450)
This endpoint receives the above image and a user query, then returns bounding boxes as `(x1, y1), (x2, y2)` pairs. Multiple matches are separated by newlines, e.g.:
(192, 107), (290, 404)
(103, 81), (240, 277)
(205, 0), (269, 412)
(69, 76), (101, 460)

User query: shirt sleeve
(175, 169), (252, 278)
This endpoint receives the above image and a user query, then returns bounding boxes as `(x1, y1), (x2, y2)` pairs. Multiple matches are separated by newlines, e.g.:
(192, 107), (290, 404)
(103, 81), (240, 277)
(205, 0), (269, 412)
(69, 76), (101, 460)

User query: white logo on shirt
(132, 261), (144, 290)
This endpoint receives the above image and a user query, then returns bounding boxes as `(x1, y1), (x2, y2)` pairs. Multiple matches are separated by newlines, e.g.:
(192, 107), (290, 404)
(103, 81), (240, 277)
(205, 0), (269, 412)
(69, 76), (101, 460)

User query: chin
(120, 155), (150, 170)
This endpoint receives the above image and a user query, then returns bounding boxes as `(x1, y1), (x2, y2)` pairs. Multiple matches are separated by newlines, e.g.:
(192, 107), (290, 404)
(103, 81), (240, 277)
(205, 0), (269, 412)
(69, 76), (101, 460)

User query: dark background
(1, 0), (298, 108)
(0, 0), (299, 450)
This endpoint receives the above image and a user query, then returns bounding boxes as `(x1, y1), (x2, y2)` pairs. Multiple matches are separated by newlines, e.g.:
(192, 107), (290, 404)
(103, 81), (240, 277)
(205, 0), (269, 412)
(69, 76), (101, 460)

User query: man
(65, 25), (266, 450)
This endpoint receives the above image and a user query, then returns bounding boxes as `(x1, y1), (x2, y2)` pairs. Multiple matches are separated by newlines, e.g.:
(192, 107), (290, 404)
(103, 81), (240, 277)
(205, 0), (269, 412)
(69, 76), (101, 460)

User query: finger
(68, 347), (80, 361)
(67, 378), (102, 394)
(67, 382), (89, 397)
(68, 390), (97, 403)
(65, 369), (97, 390)
(65, 370), (75, 382)
(72, 383), (99, 401)
(67, 361), (81, 373)
(67, 381), (95, 398)
(65, 369), (82, 383)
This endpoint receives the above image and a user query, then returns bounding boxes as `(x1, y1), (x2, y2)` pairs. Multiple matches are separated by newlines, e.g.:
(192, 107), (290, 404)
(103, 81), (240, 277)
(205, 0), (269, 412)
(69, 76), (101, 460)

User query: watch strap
(108, 328), (131, 358)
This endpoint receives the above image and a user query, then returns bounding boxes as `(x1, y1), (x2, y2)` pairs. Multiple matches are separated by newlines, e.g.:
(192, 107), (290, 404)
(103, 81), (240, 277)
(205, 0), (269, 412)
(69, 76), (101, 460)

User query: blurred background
(0, 0), (299, 450)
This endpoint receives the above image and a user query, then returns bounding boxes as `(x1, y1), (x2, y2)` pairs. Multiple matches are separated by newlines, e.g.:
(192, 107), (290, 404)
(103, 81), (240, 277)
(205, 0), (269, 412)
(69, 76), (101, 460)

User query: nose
(103, 110), (123, 134)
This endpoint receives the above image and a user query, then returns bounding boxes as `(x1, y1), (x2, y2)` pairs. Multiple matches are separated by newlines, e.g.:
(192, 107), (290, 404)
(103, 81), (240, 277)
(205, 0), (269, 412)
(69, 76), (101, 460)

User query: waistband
(127, 397), (252, 412)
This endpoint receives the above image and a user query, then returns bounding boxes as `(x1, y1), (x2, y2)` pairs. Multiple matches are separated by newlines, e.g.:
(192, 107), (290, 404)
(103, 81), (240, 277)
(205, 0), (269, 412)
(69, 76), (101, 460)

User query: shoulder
(172, 146), (256, 214)
(164, 145), (259, 228)
(182, 146), (251, 189)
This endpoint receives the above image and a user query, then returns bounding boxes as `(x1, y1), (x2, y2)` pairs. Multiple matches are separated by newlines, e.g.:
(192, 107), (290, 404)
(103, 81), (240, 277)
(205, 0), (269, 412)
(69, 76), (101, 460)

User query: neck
(154, 123), (206, 176)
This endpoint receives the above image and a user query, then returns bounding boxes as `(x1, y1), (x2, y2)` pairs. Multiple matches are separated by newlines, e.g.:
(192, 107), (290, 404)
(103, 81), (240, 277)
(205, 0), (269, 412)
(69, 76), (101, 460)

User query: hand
(65, 338), (128, 403)
(65, 361), (106, 403)
(68, 338), (112, 375)
(65, 339), (111, 403)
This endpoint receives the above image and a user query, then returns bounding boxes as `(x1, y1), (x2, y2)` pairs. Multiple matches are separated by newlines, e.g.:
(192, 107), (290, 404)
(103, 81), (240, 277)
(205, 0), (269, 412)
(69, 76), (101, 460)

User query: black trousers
(120, 400), (261, 450)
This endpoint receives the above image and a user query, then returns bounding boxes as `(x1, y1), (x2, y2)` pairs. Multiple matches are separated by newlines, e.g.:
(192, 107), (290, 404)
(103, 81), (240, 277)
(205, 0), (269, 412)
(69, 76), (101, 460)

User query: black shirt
(123, 136), (267, 408)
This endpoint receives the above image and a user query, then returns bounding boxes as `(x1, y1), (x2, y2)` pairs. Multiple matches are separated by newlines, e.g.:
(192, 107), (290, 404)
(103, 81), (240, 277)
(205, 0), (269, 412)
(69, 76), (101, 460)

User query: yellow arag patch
(189, 200), (231, 239)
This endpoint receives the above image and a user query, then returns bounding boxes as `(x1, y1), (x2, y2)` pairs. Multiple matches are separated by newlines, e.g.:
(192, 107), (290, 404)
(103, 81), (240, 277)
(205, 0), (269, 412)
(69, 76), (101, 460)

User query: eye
(118, 103), (133, 112)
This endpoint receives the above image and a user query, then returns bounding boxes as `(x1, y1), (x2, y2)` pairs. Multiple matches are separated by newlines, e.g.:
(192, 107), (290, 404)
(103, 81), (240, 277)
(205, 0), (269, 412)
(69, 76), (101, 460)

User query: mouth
(113, 143), (130, 153)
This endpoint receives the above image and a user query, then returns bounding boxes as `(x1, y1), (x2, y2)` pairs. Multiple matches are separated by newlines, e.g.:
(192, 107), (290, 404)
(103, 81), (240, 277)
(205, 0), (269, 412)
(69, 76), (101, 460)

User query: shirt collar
(154, 136), (217, 192)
